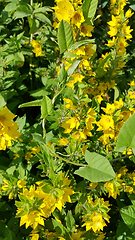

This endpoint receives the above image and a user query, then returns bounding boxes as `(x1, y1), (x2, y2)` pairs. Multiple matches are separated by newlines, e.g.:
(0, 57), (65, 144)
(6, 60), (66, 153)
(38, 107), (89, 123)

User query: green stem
(110, 154), (133, 162)
(52, 83), (67, 105)
(45, 145), (87, 167)
(29, 0), (33, 90)
(42, 118), (46, 139)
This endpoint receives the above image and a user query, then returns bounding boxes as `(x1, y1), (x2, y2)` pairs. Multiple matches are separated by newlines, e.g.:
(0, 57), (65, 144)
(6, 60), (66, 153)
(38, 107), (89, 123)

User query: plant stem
(45, 145), (87, 167)
(110, 154), (133, 162)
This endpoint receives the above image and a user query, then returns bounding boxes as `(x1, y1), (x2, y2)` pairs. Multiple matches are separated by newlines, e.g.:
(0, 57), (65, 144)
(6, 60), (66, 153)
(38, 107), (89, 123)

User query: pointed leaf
(115, 113), (135, 154)
(18, 99), (42, 108)
(68, 39), (94, 52)
(65, 210), (75, 232)
(57, 65), (67, 83)
(32, 133), (45, 145)
(41, 95), (53, 119)
(58, 20), (74, 54)
(67, 59), (81, 77)
(120, 205), (135, 232)
(34, 12), (52, 25)
(52, 219), (66, 235)
(83, 0), (98, 24)
(13, 4), (32, 19)
(74, 151), (115, 182)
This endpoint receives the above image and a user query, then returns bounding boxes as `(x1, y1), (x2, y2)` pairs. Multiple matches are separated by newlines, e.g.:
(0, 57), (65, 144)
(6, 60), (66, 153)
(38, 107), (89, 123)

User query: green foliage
(0, 0), (135, 239)
(115, 113), (135, 154)
(58, 20), (74, 54)
(82, 0), (98, 24)
(75, 150), (115, 182)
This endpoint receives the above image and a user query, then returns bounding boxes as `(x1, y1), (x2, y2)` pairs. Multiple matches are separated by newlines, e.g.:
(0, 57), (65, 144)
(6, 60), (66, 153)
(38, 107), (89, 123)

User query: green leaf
(130, 5), (135, 11)
(32, 133), (45, 145)
(58, 20), (74, 54)
(67, 59), (81, 77)
(68, 39), (94, 52)
(82, 0), (98, 24)
(34, 12), (52, 25)
(95, 53), (111, 77)
(4, 2), (17, 11)
(28, 17), (40, 34)
(116, 221), (134, 240)
(52, 219), (66, 235)
(120, 205), (135, 232)
(128, 193), (135, 205)
(57, 65), (67, 83)
(13, 4), (32, 19)
(14, 52), (24, 66)
(41, 183), (54, 194)
(74, 151), (115, 182)
(33, 7), (53, 13)
(65, 210), (75, 232)
(45, 131), (54, 144)
(41, 95), (53, 119)
(115, 113), (135, 154)
(18, 99), (42, 108)
(114, 86), (120, 100)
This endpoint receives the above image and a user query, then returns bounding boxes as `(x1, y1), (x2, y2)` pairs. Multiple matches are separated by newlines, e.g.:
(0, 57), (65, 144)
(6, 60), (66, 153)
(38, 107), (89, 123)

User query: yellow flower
(101, 103), (115, 114)
(114, 98), (123, 109)
(52, 0), (74, 23)
(82, 144), (88, 155)
(107, 26), (118, 37)
(58, 138), (69, 145)
(128, 80), (135, 86)
(0, 106), (16, 126)
(84, 44), (96, 59)
(72, 9), (84, 28)
(63, 98), (76, 110)
(20, 210), (44, 229)
(106, 36), (116, 47)
(96, 115), (114, 131)
(80, 24), (94, 37)
(82, 212), (106, 232)
(125, 9), (134, 18)
(30, 234), (39, 240)
(72, 131), (87, 142)
(107, 15), (119, 27)
(125, 186), (134, 194)
(119, 110), (131, 122)
(89, 182), (98, 190)
(31, 40), (42, 57)
(95, 95), (103, 104)
(128, 91), (135, 99)
(17, 179), (26, 188)
(104, 182), (120, 199)
(61, 117), (80, 133)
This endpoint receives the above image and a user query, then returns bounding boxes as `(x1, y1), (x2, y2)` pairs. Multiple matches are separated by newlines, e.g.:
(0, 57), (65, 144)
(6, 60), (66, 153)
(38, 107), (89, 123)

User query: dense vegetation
(0, 0), (135, 239)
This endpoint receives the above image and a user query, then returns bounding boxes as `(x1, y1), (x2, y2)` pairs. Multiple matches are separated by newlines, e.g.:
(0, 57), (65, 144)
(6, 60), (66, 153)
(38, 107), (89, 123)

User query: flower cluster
(82, 197), (110, 234)
(0, 107), (20, 150)
(15, 173), (74, 240)
(107, 0), (134, 58)
(31, 39), (42, 57)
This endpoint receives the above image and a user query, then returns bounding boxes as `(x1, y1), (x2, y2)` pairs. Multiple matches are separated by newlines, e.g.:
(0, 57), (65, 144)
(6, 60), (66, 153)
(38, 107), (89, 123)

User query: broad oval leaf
(115, 113), (135, 154)
(120, 205), (135, 232)
(58, 20), (74, 54)
(74, 151), (115, 182)
(4, 2), (17, 11)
